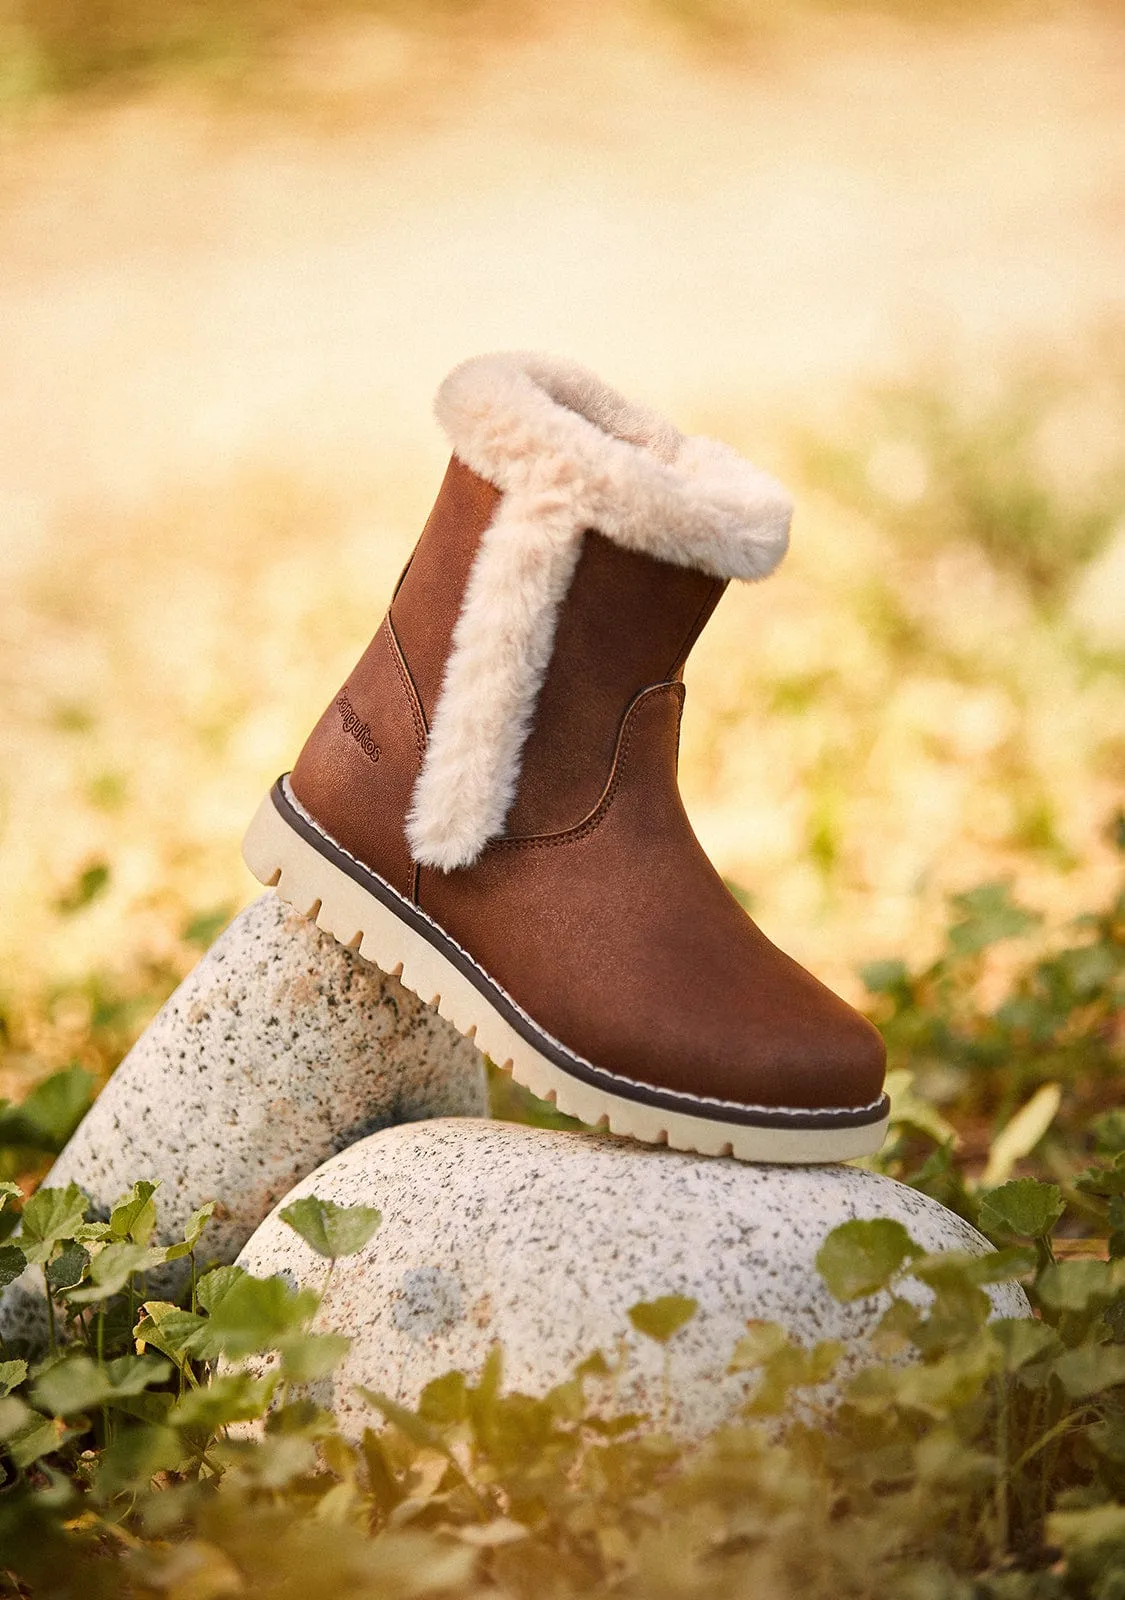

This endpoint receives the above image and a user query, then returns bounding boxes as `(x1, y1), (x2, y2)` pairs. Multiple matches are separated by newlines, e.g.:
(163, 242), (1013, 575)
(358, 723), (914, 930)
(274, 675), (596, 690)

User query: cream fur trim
(406, 352), (793, 871)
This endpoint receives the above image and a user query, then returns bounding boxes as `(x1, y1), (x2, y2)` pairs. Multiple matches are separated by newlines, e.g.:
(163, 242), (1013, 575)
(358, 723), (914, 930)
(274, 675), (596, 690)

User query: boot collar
(434, 351), (792, 582)
(408, 352), (793, 872)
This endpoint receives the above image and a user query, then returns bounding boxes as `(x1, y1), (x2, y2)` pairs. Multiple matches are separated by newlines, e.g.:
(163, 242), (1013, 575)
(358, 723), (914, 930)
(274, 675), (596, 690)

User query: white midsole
(242, 790), (889, 1165)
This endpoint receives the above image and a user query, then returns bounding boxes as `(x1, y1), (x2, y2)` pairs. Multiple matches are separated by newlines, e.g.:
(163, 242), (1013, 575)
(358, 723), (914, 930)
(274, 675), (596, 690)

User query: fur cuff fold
(406, 352), (793, 872)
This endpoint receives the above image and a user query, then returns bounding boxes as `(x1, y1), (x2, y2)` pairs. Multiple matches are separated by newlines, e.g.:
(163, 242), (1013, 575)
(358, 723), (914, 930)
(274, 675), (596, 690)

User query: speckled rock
(0, 895), (487, 1347)
(235, 1118), (1030, 1440)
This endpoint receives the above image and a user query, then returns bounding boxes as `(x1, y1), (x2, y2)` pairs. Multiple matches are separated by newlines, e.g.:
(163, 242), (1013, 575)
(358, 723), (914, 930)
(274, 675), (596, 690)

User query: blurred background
(0, 0), (1122, 1168)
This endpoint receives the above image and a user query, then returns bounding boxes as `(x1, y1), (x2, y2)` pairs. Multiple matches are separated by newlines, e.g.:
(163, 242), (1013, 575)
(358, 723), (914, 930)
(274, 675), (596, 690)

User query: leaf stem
(993, 1376), (1010, 1565)
(43, 1265), (57, 1357)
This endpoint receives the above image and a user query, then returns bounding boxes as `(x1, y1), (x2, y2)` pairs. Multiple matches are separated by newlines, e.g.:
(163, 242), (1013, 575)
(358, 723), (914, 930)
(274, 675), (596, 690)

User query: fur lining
(406, 352), (793, 872)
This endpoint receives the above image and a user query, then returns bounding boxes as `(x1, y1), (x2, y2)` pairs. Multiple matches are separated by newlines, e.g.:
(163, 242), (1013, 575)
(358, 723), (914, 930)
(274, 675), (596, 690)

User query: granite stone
(0, 894), (488, 1346)
(235, 1117), (1031, 1439)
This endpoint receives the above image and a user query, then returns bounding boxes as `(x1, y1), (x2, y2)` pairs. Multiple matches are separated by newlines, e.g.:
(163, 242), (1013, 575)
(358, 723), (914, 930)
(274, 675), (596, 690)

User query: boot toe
(782, 1005), (887, 1112)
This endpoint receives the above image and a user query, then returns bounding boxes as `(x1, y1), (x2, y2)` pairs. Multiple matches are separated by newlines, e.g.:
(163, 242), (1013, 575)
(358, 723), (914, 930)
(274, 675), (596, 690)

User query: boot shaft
(391, 457), (728, 839)
(292, 352), (793, 895)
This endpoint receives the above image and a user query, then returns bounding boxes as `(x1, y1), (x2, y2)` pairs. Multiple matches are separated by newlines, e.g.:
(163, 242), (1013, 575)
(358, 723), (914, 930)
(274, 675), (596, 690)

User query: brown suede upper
(290, 454), (886, 1114)
(290, 619), (425, 902)
(388, 456), (500, 729)
(506, 531), (724, 837)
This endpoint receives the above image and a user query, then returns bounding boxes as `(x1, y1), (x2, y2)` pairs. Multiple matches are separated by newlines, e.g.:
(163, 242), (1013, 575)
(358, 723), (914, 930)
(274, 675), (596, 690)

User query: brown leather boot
(243, 353), (888, 1162)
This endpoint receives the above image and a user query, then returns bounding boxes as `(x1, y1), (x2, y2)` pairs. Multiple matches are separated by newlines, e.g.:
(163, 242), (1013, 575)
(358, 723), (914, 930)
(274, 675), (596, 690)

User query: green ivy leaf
(0, 1359), (27, 1397)
(134, 1302), (222, 1364)
(277, 1331), (351, 1383)
(1110, 1197), (1125, 1262)
(911, 1247), (1035, 1288)
(947, 882), (1041, 955)
(44, 1241), (89, 1291)
(913, 1427), (997, 1491)
(575, 1350), (611, 1381)
(31, 1356), (112, 1417)
(216, 1431), (320, 1491)
(196, 1264), (248, 1313)
(102, 1354), (175, 1400)
(203, 1273), (320, 1358)
(109, 1180), (159, 1245)
(0, 1396), (68, 1469)
(0, 1243), (27, 1288)
(108, 1391), (175, 1429)
(912, 1281), (993, 1355)
(279, 1195), (382, 1260)
(31, 1353), (170, 1416)
(869, 1297), (923, 1359)
(1037, 1258), (1124, 1314)
(1054, 1343), (1125, 1400)
(883, 1342), (995, 1417)
(816, 1218), (921, 1301)
(977, 1178), (1065, 1239)
(728, 1320), (788, 1372)
(1048, 1505), (1125, 1561)
(627, 1295), (698, 1344)
(743, 1338), (843, 1416)
(0, 1395), (32, 1439)
(67, 1240), (169, 1303)
(418, 1371), (469, 1427)
(169, 1371), (278, 1432)
(164, 1200), (217, 1263)
(94, 1423), (186, 1498)
(1075, 1153), (1125, 1199)
(1093, 1111), (1125, 1156)
(859, 958), (910, 999)
(18, 1182), (90, 1263)
(72, 1221), (112, 1243)
(358, 1389), (450, 1454)
(0, 1068), (95, 1154)
(904, 1142), (976, 1221)
(182, 905), (233, 948)
(544, 1373), (587, 1424)
(988, 1317), (1061, 1372)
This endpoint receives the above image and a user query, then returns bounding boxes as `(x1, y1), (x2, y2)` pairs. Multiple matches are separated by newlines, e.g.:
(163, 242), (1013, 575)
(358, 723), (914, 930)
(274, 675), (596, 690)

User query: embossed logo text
(335, 691), (381, 763)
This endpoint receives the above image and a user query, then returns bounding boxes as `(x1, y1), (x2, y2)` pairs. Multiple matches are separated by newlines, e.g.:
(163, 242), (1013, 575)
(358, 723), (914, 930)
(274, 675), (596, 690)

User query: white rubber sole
(242, 785), (889, 1165)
